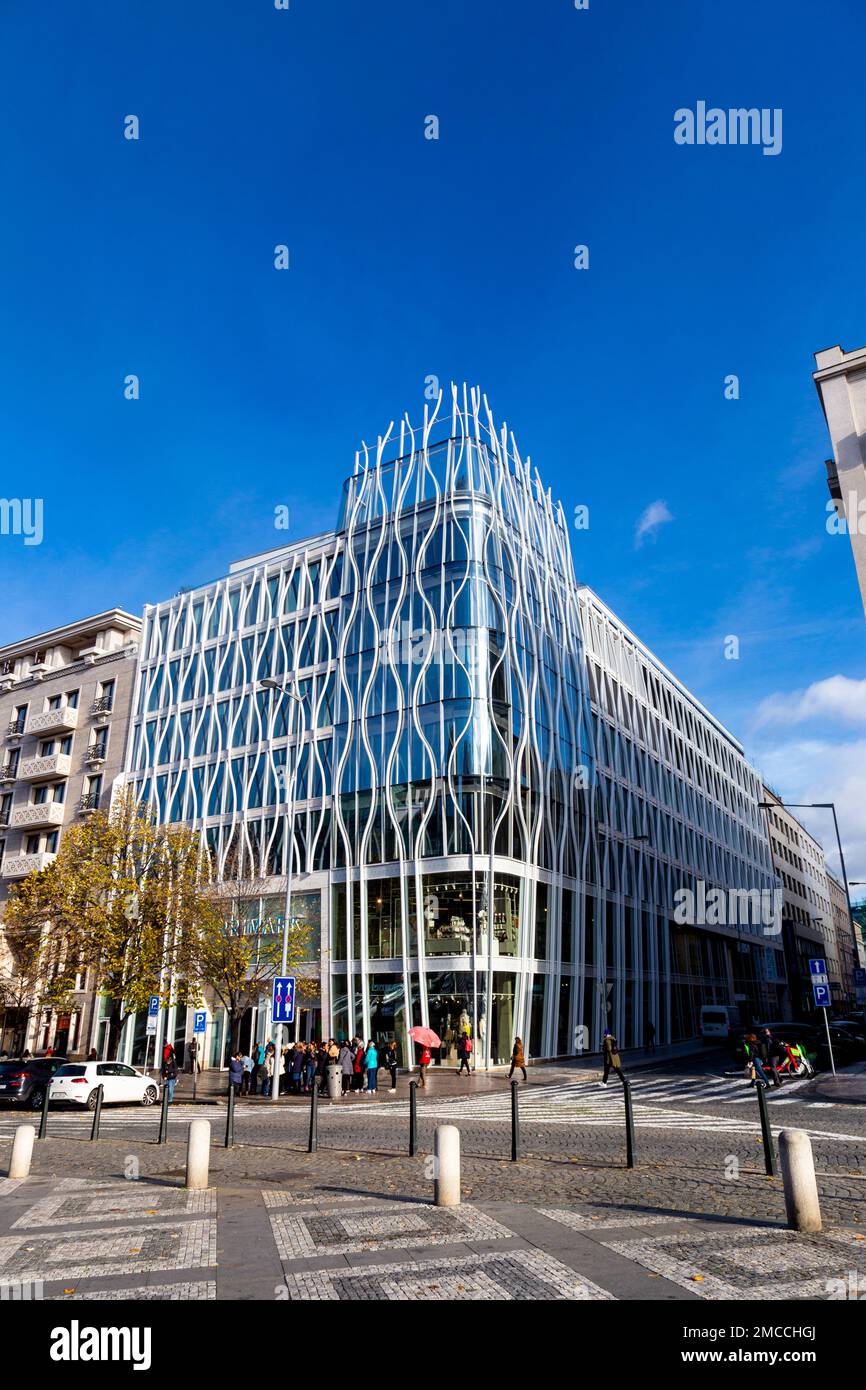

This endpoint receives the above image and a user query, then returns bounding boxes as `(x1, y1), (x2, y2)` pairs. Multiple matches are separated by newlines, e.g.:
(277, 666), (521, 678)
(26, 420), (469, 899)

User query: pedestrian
(600, 1029), (625, 1086)
(305, 1044), (317, 1094)
(384, 1040), (398, 1092)
(750, 1031), (780, 1088)
(508, 1036), (527, 1082)
(263, 1046), (274, 1097)
(339, 1040), (355, 1095)
(188, 1037), (199, 1074)
(456, 1034), (472, 1076)
(87, 1048), (98, 1062)
(645, 1020), (656, 1053)
(353, 1038), (365, 1092)
(317, 1041), (329, 1095)
(365, 1039), (379, 1095)
(291, 1043), (304, 1095)
(281, 1045), (290, 1094)
(762, 1029), (784, 1087)
(241, 1051), (252, 1095)
(161, 1044), (178, 1103)
(417, 1044), (431, 1088)
(250, 1040), (265, 1095)
(228, 1051), (244, 1098)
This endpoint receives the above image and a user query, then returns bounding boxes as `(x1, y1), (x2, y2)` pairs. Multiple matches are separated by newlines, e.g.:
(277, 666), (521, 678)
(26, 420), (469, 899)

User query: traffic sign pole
(822, 1007), (836, 1077)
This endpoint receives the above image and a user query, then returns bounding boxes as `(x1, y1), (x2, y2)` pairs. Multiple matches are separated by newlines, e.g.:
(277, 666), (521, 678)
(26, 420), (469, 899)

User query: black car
(0, 1056), (68, 1109)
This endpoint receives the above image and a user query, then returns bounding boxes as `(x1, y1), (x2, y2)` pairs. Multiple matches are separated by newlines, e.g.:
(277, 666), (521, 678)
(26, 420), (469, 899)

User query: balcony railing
(19, 753), (72, 782)
(6, 721), (25, 739)
(25, 707), (79, 737)
(10, 801), (65, 831)
(2, 850), (57, 878)
(79, 793), (99, 813)
(91, 696), (113, 716)
(86, 744), (107, 763)
(0, 764), (17, 782)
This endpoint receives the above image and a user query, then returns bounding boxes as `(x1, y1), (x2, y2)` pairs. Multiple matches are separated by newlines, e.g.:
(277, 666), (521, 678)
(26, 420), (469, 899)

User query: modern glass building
(126, 387), (785, 1068)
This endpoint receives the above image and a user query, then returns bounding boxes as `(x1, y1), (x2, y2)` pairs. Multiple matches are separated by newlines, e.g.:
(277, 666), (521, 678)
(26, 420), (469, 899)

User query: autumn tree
(3, 790), (212, 1059)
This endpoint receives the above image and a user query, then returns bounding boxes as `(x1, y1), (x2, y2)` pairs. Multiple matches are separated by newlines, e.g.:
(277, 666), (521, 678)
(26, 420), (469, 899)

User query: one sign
(146, 1014), (158, 1036)
(813, 982), (832, 1009)
(272, 976), (296, 1025)
(148, 995), (160, 1016)
(809, 958), (828, 983)
(193, 1010), (207, 1035)
(853, 968), (866, 987)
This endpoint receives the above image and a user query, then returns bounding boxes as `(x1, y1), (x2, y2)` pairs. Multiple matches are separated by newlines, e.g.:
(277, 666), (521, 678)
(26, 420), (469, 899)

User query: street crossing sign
(272, 976), (296, 1025)
(193, 1010), (207, 1034)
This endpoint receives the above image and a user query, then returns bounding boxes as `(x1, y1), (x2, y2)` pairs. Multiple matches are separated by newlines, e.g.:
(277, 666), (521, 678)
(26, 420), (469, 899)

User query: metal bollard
(778, 1129), (822, 1232)
(37, 1081), (51, 1140)
(756, 1079), (776, 1176)
(624, 1078), (636, 1169)
(308, 1079), (318, 1154)
(409, 1080), (417, 1157)
(186, 1119), (211, 1190)
(9, 1124), (36, 1178)
(89, 1085), (104, 1141)
(225, 1082), (236, 1148)
(434, 1125), (461, 1206)
(510, 1080), (520, 1161)
(157, 1082), (170, 1145)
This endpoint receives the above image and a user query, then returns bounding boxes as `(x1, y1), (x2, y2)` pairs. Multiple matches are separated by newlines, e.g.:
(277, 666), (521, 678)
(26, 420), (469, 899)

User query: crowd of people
(226, 1038), (401, 1098)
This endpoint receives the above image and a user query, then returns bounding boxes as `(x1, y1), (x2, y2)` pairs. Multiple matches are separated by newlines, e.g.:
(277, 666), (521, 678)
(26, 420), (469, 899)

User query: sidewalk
(167, 1039), (713, 1106)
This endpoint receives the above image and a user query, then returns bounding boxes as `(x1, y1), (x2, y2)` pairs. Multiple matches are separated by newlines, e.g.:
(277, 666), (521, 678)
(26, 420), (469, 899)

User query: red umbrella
(408, 1025), (441, 1048)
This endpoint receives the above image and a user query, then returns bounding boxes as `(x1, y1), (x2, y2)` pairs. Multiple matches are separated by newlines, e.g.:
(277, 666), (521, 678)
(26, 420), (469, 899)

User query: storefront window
(426, 971), (474, 1066)
(487, 972), (516, 1065)
(369, 973), (407, 1065)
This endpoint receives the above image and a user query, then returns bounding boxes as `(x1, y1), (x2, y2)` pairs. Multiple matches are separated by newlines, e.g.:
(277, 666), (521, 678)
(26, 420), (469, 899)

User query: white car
(49, 1062), (159, 1109)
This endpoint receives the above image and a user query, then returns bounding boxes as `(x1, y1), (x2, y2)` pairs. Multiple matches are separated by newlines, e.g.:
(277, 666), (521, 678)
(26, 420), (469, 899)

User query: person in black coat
(161, 1045), (178, 1103)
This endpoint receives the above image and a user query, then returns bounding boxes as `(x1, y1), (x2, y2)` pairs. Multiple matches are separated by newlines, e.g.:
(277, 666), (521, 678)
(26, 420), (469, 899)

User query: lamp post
(260, 678), (303, 1102)
(757, 800), (864, 1032)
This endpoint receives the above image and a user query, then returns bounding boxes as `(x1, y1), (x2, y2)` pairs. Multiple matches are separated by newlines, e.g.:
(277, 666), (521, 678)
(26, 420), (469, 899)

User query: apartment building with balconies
(759, 788), (839, 1016)
(0, 610), (141, 1054)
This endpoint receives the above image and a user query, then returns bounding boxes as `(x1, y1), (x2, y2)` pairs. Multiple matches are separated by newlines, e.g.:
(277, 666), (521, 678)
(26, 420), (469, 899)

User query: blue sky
(2, 0), (865, 880)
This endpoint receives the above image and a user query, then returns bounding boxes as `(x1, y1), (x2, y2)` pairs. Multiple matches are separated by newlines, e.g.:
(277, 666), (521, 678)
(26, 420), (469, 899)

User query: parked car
(49, 1061), (159, 1108)
(0, 1056), (68, 1109)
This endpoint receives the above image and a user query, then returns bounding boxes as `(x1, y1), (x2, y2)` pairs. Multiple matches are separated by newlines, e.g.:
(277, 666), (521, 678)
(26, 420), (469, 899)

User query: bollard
(186, 1119), (211, 1190)
(434, 1125), (461, 1206)
(409, 1080), (417, 1157)
(37, 1081), (51, 1140)
(9, 1124), (36, 1179)
(89, 1085), (104, 1142)
(510, 1080), (520, 1162)
(755, 1080), (776, 1176)
(624, 1079), (636, 1169)
(307, 1079), (318, 1154)
(779, 1129), (822, 1232)
(157, 1081), (170, 1145)
(225, 1082), (236, 1148)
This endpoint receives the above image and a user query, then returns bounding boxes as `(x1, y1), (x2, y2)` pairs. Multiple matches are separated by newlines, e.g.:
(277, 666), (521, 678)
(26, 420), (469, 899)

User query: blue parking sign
(193, 1010), (207, 1034)
(813, 982), (832, 1008)
(272, 976), (296, 1025)
(148, 995), (160, 1017)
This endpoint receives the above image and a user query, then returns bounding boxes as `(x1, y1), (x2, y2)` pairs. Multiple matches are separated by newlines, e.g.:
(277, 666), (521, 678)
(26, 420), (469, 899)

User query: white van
(700, 1005), (741, 1041)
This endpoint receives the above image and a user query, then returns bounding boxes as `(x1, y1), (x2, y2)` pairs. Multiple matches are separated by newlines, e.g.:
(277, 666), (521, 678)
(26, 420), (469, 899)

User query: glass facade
(127, 390), (785, 1065)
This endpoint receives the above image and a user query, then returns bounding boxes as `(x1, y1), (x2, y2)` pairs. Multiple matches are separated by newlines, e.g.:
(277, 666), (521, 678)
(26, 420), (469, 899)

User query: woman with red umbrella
(408, 1026), (440, 1088)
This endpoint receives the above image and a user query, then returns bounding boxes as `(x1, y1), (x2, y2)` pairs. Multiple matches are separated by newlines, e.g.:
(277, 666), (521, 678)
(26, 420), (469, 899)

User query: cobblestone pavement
(0, 1062), (861, 1300)
(0, 1167), (864, 1302)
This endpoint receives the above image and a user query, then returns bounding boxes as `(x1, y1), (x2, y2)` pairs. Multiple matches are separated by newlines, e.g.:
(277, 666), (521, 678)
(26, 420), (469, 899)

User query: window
(0, 793), (9, 826)
(2, 749), (19, 776)
(90, 727), (109, 759)
(66, 689), (79, 709)
(9, 705), (26, 734)
(96, 679), (114, 712)
(47, 694), (62, 711)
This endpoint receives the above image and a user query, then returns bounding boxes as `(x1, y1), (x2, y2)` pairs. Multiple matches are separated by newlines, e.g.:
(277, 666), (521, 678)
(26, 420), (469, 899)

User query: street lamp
(757, 799), (863, 1028)
(260, 678), (303, 1102)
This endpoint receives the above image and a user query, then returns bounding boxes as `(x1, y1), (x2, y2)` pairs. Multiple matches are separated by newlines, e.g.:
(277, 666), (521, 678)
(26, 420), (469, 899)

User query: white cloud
(755, 675), (866, 729)
(634, 499), (673, 548)
(750, 736), (866, 884)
